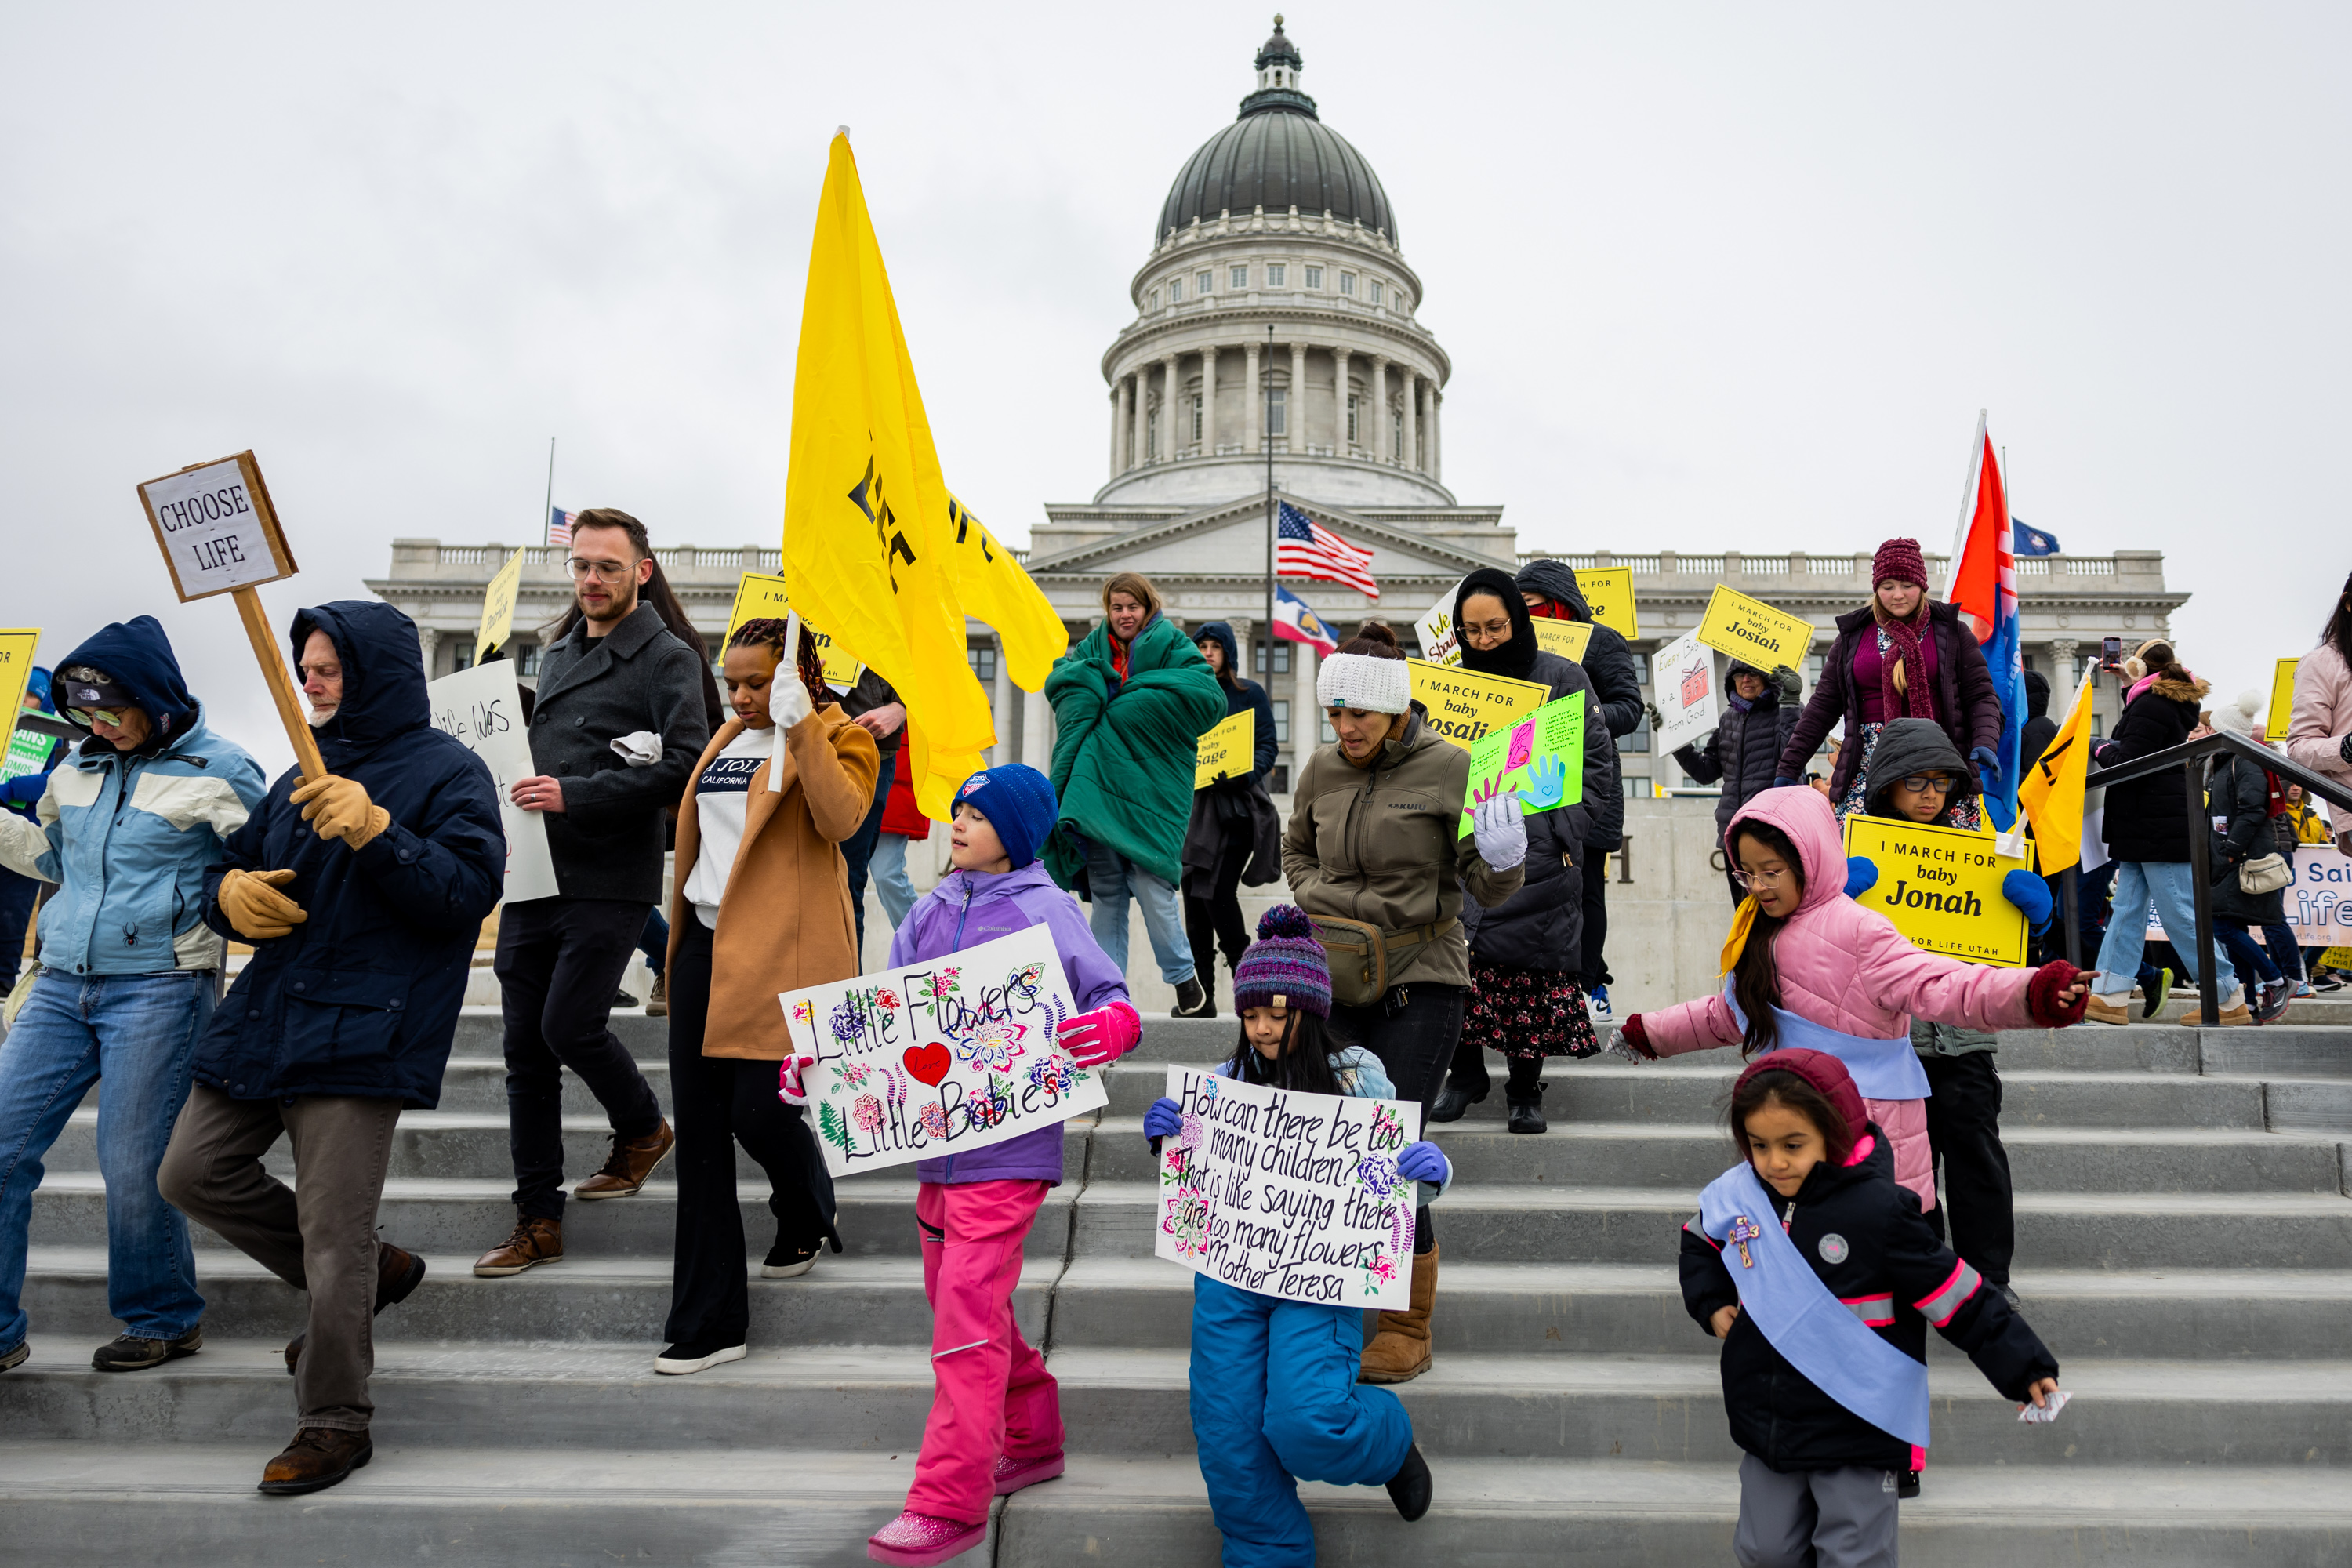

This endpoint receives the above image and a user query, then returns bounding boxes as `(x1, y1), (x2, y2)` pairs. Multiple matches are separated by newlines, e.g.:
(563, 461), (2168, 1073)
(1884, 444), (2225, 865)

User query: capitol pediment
(1023, 494), (1508, 585)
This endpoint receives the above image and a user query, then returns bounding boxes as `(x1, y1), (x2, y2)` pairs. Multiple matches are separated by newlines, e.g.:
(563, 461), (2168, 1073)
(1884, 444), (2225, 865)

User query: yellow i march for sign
(725, 572), (862, 688)
(0, 629), (40, 731)
(1696, 584), (1815, 671)
(1196, 708), (1254, 789)
(1531, 619), (1593, 662)
(1843, 815), (2034, 967)
(2267, 658), (2299, 742)
(1573, 567), (1639, 640)
(476, 548), (525, 659)
(1406, 659), (1552, 749)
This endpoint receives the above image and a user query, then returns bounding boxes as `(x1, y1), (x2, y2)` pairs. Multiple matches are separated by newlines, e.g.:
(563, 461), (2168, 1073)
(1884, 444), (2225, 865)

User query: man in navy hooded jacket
(160, 600), (503, 1496)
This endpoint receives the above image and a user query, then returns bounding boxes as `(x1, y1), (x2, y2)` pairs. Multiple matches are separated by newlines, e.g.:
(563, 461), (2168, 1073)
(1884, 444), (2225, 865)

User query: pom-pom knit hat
(1232, 906), (1334, 1018)
(1316, 652), (1412, 714)
(951, 764), (1058, 871)
(1871, 537), (1929, 590)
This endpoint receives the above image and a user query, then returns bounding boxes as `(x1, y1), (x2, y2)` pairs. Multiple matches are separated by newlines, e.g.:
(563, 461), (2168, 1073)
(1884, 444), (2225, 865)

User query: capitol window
(1265, 387), (1287, 437)
(1196, 270), (1213, 296)
(1305, 264), (1323, 289)
(1369, 279), (1384, 306)
(1189, 394), (1203, 443)
(1230, 264), (1248, 289)
(1169, 277), (1183, 302)
(1391, 408), (1403, 460)
(1149, 288), (1160, 310)
(1346, 394), (1360, 445)
(1339, 270), (1356, 296)
(1267, 263), (1286, 287)
(967, 644), (997, 684)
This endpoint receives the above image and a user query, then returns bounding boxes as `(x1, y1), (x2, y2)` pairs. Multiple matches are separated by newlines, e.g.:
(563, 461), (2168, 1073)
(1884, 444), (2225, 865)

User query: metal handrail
(2071, 728), (2351, 1023)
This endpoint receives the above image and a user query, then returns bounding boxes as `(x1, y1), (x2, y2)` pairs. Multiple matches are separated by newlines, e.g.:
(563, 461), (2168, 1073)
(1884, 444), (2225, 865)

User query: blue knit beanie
(952, 764), (1059, 870)
(1232, 906), (1334, 1018)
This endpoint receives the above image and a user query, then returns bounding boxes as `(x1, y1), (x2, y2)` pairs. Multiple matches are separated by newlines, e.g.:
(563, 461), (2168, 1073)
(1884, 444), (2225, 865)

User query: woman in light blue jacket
(0, 618), (263, 1375)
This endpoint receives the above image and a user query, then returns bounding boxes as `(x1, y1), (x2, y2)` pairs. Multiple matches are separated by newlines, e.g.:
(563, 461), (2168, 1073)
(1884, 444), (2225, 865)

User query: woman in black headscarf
(1431, 570), (1619, 1132)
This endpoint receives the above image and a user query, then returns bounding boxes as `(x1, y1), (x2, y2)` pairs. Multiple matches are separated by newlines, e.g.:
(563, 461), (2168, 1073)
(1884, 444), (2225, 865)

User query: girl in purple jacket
(851, 765), (1139, 1566)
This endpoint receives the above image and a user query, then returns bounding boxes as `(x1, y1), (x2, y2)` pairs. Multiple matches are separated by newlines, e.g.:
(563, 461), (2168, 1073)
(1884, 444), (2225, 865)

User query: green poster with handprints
(1457, 690), (1584, 837)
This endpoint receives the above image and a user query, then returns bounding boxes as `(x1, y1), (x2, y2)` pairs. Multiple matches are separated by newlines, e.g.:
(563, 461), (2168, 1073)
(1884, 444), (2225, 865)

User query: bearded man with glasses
(474, 508), (710, 1278)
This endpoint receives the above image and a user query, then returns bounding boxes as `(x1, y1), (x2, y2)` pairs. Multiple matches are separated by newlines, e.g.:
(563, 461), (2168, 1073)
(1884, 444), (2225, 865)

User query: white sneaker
(1588, 985), (1613, 1021)
(654, 1342), (747, 1375)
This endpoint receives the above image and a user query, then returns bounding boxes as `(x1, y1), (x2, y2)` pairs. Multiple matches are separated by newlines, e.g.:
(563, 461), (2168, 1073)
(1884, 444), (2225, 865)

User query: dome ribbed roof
(1154, 24), (1396, 245)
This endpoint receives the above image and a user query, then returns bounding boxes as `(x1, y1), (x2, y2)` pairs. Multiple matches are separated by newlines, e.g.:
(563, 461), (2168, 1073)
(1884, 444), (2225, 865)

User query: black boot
(1507, 1080), (1548, 1135)
(1429, 1083), (1486, 1123)
(1171, 975), (1214, 1018)
(1385, 1442), (1432, 1522)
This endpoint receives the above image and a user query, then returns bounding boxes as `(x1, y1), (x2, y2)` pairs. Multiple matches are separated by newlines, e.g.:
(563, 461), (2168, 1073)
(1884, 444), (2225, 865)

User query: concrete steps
(8, 1005), (2352, 1563)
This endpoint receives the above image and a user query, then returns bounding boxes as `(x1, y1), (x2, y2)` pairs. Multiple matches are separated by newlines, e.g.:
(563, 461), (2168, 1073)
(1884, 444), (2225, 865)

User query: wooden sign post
(135, 451), (325, 782)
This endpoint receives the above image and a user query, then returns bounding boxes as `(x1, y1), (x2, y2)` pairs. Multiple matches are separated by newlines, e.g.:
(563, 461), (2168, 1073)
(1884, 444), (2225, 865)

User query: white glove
(769, 673), (814, 730)
(608, 731), (662, 767)
(1471, 789), (1528, 870)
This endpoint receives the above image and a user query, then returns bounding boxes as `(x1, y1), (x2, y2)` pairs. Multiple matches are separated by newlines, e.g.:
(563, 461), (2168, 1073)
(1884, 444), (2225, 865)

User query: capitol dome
(1155, 20), (1396, 245)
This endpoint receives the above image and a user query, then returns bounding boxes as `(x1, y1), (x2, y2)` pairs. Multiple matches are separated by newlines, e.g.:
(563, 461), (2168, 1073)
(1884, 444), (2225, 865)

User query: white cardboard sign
(782, 924), (1107, 1177)
(1415, 578), (1467, 666)
(136, 454), (297, 601)
(426, 661), (558, 905)
(1653, 629), (1722, 757)
(1152, 1064), (1421, 1310)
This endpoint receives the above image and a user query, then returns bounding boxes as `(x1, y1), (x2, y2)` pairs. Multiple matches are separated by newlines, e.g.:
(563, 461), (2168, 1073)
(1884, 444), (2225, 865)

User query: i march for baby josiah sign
(780, 925), (1107, 1178)
(1153, 1065), (1425, 1310)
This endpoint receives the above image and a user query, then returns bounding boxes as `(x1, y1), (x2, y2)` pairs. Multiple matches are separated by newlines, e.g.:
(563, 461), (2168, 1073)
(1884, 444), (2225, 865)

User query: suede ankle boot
(1359, 1243), (1437, 1384)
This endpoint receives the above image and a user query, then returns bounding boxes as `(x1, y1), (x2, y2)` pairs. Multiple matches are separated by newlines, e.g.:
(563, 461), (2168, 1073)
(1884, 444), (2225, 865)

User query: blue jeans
(2092, 861), (2239, 1004)
(1190, 1274), (1414, 1567)
(1085, 840), (1196, 985)
(872, 833), (919, 931)
(636, 906), (669, 981)
(2218, 927), (2281, 987)
(0, 969), (213, 1348)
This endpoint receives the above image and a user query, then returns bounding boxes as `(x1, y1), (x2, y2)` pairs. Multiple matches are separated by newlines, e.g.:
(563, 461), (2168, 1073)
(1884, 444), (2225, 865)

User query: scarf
(1871, 606), (1936, 721)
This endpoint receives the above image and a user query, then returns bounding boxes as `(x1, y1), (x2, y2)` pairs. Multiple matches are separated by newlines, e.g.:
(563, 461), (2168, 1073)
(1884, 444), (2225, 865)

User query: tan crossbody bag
(1309, 915), (1457, 1009)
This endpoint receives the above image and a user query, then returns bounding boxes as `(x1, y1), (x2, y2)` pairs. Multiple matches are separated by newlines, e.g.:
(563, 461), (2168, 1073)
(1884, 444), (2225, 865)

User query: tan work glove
(292, 773), (390, 851)
(220, 869), (307, 941)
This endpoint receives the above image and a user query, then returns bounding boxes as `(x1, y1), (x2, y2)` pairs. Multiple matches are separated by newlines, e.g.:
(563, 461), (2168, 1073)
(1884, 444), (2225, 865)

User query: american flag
(548, 507), (579, 547)
(1276, 502), (1378, 598)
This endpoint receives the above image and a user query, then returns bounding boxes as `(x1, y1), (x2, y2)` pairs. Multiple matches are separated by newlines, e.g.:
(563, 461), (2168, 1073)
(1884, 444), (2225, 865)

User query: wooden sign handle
(233, 586), (327, 782)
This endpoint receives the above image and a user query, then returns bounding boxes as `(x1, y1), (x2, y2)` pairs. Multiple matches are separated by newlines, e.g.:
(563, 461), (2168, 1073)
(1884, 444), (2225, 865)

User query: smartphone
(2100, 636), (2123, 670)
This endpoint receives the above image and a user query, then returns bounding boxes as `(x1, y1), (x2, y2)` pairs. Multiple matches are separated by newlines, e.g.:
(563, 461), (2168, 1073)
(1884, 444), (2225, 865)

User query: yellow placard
(2323, 946), (2352, 970)
(1575, 567), (1639, 641)
(1196, 708), (1254, 789)
(1406, 659), (1552, 749)
(725, 572), (862, 688)
(0, 629), (41, 730)
(1696, 584), (1815, 671)
(1532, 619), (1594, 662)
(2267, 658), (2299, 743)
(476, 548), (525, 659)
(1842, 815), (2034, 968)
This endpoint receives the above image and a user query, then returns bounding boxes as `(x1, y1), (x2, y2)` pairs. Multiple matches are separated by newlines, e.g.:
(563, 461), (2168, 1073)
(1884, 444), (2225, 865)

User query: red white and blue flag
(1944, 415), (2025, 830)
(1276, 502), (1378, 598)
(1271, 584), (1338, 655)
(548, 507), (579, 547)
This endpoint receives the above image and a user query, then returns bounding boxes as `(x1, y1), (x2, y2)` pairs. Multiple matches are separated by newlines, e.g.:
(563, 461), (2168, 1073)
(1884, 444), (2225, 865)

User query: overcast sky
(5, 2), (2346, 775)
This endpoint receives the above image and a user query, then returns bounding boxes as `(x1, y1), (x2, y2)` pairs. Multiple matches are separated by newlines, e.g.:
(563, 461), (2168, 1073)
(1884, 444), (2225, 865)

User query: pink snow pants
(1867, 1096), (1935, 1212)
(905, 1178), (1063, 1524)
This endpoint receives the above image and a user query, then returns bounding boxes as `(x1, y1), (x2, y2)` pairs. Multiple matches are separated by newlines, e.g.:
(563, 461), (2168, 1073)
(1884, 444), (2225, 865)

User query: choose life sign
(136, 452), (299, 602)
(781, 924), (1107, 1177)
(1153, 1065), (1421, 1310)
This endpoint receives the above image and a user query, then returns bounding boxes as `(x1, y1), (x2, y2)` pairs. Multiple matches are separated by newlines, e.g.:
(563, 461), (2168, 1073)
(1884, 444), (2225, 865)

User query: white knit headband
(1316, 652), (1413, 714)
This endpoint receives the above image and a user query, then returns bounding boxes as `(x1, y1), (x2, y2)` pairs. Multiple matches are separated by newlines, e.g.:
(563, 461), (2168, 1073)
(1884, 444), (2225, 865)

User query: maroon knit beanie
(1735, 1047), (1866, 1149)
(1871, 537), (1929, 590)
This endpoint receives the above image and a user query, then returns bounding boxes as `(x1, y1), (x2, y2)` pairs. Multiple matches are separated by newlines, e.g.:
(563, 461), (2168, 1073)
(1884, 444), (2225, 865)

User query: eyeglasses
(65, 708), (123, 728)
(1897, 774), (1955, 795)
(567, 558), (633, 581)
(1730, 866), (1796, 890)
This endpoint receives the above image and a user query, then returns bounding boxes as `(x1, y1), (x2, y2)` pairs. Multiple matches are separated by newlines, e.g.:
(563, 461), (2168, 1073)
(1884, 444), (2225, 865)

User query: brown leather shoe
(258, 1426), (373, 1495)
(286, 1240), (427, 1373)
(472, 1214), (564, 1277)
(573, 1118), (675, 1200)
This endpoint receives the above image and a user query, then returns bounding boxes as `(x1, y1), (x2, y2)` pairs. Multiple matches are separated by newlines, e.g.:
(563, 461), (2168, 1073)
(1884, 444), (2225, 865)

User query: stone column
(417, 626), (441, 676)
(1021, 683), (1053, 771)
(1332, 347), (1352, 453)
(1369, 357), (1389, 462)
(1113, 377), (1132, 477)
(1427, 386), (1441, 481)
(1403, 368), (1420, 471)
(2049, 638), (2079, 688)
(1287, 343), (1307, 451)
(990, 632), (1014, 765)
(1200, 344), (1218, 452)
(1226, 617), (1254, 681)
(1243, 341), (1262, 454)
(1161, 352), (1180, 463)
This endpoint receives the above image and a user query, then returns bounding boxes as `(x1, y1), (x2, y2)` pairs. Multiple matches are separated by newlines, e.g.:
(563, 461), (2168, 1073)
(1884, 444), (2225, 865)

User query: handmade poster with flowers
(783, 925), (1102, 1176)
(1150, 1065), (1421, 1311)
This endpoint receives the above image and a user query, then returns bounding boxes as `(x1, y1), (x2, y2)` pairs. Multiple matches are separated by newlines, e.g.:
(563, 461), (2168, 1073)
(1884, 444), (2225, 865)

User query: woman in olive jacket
(1282, 621), (1526, 1383)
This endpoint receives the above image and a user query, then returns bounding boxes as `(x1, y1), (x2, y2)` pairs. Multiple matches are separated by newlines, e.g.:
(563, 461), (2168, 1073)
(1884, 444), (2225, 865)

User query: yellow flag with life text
(782, 133), (996, 819)
(946, 494), (1067, 692)
(2019, 664), (2095, 871)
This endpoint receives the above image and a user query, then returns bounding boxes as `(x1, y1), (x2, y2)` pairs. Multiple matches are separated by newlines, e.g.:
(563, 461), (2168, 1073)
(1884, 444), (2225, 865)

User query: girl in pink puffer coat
(1619, 786), (2089, 1210)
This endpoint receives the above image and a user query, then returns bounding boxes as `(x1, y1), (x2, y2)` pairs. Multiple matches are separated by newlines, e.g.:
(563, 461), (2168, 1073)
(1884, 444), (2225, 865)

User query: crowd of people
(0, 517), (2347, 1565)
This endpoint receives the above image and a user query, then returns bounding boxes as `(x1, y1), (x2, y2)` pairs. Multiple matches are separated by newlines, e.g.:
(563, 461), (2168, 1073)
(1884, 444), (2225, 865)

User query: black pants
(1920, 1051), (2014, 1285)
(663, 917), (839, 1349)
(842, 750), (896, 966)
(0, 867), (37, 992)
(1183, 822), (1253, 1000)
(495, 896), (666, 1221)
(1330, 982), (1462, 1254)
(1580, 848), (1613, 991)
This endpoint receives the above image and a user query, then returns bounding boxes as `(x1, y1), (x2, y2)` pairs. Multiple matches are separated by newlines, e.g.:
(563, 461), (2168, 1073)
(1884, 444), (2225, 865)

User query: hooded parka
(2093, 671), (2209, 864)
(1515, 560), (1642, 848)
(1779, 601), (2002, 799)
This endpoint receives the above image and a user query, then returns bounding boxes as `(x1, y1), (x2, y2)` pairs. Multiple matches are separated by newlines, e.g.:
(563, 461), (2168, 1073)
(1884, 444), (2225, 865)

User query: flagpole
(542, 437), (556, 545)
(1263, 324), (1275, 681)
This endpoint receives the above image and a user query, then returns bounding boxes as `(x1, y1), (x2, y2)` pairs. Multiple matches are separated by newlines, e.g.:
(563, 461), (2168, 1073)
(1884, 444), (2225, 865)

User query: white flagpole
(771, 607), (802, 792)
(1942, 408), (1987, 601)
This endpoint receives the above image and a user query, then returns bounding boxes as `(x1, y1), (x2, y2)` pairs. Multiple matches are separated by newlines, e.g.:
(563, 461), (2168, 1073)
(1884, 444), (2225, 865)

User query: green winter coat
(1043, 614), (1225, 889)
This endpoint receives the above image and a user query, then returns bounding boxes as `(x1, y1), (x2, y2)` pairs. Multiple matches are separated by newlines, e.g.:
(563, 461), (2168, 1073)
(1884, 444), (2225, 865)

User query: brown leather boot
(257, 1426), (373, 1495)
(472, 1214), (564, 1277)
(1359, 1243), (1437, 1385)
(573, 1118), (676, 1200)
(286, 1240), (427, 1374)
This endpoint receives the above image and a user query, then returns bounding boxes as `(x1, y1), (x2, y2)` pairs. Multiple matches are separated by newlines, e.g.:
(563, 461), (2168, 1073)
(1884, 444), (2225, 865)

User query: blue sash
(1724, 984), (1931, 1101)
(1699, 1160), (1931, 1448)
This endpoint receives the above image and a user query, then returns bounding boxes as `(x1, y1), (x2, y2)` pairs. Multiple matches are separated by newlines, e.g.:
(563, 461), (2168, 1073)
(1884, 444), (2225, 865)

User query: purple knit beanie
(1232, 906), (1333, 1018)
(1871, 537), (1929, 590)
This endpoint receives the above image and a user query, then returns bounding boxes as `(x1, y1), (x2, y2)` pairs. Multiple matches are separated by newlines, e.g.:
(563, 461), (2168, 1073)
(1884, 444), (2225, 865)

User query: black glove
(1642, 699), (1664, 733)
(1772, 664), (1802, 699)
(2340, 733), (2352, 766)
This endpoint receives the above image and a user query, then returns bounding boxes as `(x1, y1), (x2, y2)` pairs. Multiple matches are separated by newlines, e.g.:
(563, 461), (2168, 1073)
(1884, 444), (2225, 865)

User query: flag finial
(837, 125), (851, 138)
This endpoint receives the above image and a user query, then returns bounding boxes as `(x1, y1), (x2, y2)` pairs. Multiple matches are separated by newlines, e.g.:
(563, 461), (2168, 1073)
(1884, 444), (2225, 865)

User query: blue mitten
(1771, 776), (1800, 789)
(2002, 869), (2053, 932)
(1971, 746), (2003, 797)
(1845, 855), (1879, 898)
(1396, 1141), (1450, 1185)
(1142, 1097), (1184, 1141)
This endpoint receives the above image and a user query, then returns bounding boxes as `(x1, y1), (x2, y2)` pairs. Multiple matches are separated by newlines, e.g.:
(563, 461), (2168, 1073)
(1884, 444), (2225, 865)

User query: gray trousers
(160, 1086), (401, 1433)
(1735, 1453), (1900, 1568)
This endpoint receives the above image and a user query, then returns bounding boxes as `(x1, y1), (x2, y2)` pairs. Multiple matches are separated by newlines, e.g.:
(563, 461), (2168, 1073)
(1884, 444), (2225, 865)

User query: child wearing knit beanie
(1139, 906), (1454, 1557)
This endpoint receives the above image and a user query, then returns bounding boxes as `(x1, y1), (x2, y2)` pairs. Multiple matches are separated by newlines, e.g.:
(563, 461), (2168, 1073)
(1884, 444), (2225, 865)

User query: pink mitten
(778, 1053), (817, 1106)
(1057, 1000), (1141, 1067)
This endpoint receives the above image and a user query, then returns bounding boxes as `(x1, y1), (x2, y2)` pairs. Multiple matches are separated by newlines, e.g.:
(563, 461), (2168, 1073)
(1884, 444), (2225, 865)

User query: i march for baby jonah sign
(779, 925), (1108, 1177)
